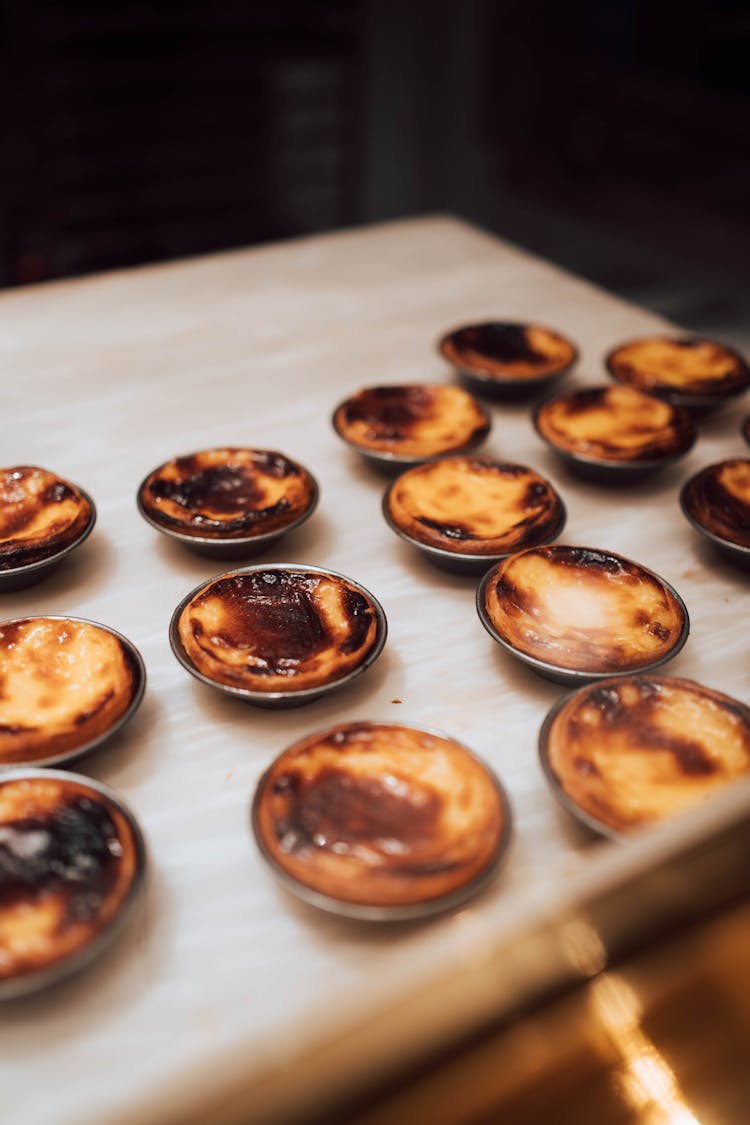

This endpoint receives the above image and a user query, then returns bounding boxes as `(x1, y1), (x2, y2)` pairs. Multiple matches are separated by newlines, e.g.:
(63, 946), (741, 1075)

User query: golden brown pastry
(253, 721), (508, 910)
(332, 384), (490, 458)
(544, 676), (750, 832)
(177, 568), (382, 694)
(481, 546), (687, 675)
(138, 447), (317, 540)
(606, 336), (749, 400)
(0, 618), (140, 765)
(534, 384), (695, 463)
(681, 460), (750, 549)
(439, 321), (577, 381)
(0, 466), (92, 570)
(0, 774), (140, 983)
(385, 457), (564, 556)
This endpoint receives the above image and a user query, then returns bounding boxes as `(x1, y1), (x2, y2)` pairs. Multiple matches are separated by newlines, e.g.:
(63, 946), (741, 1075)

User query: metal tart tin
(532, 390), (697, 484)
(170, 563), (388, 709)
(0, 489), (96, 593)
(381, 471), (566, 576)
(0, 615), (146, 769)
(331, 387), (491, 473)
(679, 462), (750, 570)
(476, 548), (690, 686)
(136, 460), (319, 561)
(438, 321), (578, 401)
(251, 720), (513, 921)
(0, 768), (147, 1000)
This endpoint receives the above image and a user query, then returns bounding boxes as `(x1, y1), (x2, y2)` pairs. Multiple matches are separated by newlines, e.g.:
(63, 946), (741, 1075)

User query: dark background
(2, 0), (748, 347)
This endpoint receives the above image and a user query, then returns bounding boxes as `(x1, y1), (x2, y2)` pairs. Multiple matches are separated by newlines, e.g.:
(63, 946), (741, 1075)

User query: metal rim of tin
(679, 472), (750, 566)
(475, 549), (691, 687)
(250, 719), (514, 922)
(381, 472), (567, 575)
(0, 489), (97, 591)
(437, 321), (579, 392)
(604, 336), (750, 411)
(169, 562), (388, 708)
(136, 466), (320, 556)
(0, 767), (147, 1000)
(330, 393), (492, 471)
(0, 615), (146, 769)
(531, 394), (698, 480)
(537, 688), (628, 841)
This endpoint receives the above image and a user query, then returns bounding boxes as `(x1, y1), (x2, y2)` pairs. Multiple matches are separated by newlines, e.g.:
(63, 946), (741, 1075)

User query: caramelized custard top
(139, 448), (316, 539)
(681, 460), (750, 548)
(254, 722), (507, 909)
(482, 546), (686, 674)
(0, 774), (139, 982)
(0, 618), (139, 765)
(386, 458), (564, 555)
(177, 568), (381, 694)
(0, 466), (92, 570)
(607, 336), (750, 398)
(333, 384), (490, 457)
(440, 322), (576, 380)
(535, 385), (696, 462)
(545, 676), (750, 832)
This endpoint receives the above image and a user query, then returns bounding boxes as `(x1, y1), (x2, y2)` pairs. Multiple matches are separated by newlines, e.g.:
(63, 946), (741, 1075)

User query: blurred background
(1, 0), (748, 348)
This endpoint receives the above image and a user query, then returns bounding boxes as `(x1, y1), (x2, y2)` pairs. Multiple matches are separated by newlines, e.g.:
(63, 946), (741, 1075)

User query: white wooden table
(1, 215), (748, 1125)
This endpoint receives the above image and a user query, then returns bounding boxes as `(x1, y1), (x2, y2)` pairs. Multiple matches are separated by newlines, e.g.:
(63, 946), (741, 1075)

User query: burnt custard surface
(440, 322), (576, 380)
(333, 384), (489, 457)
(139, 448), (316, 539)
(0, 774), (139, 983)
(253, 722), (507, 910)
(386, 458), (564, 556)
(178, 569), (380, 694)
(682, 460), (750, 549)
(535, 385), (695, 462)
(607, 336), (750, 398)
(0, 618), (138, 764)
(0, 466), (92, 570)
(483, 546), (686, 675)
(545, 677), (750, 832)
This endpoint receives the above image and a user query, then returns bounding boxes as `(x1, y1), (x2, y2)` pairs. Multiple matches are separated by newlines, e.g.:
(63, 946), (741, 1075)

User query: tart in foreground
(478, 545), (688, 682)
(0, 771), (144, 995)
(0, 617), (144, 766)
(540, 676), (750, 834)
(172, 565), (386, 703)
(252, 721), (510, 918)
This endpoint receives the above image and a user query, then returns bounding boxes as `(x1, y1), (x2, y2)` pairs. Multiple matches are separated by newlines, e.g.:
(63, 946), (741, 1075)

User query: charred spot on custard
(0, 794), (122, 923)
(269, 765), (442, 857)
(458, 324), (545, 365)
(417, 516), (473, 541)
(343, 387), (434, 431)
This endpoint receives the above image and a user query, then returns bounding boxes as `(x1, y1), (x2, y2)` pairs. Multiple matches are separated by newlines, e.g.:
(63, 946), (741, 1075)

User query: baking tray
(0, 216), (747, 1125)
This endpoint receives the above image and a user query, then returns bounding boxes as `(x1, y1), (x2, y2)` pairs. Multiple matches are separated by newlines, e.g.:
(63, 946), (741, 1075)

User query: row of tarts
(1, 323), (750, 999)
